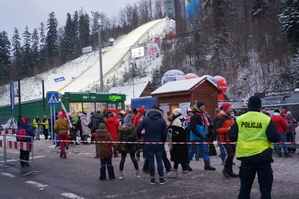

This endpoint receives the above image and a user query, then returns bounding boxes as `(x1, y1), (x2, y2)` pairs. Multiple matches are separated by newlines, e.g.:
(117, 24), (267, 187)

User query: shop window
(108, 103), (116, 109)
(83, 103), (95, 113)
(70, 103), (83, 112)
(96, 102), (107, 111)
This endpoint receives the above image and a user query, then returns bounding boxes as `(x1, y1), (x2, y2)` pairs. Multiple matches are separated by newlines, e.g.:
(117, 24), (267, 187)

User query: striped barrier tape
(0, 129), (16, 135)
(29, 140), (299, 145)
(0, 140), (31, 151)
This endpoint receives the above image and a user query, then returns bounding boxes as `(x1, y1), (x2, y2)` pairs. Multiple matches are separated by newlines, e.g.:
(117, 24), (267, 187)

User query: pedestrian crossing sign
(47, 92), (59, 105)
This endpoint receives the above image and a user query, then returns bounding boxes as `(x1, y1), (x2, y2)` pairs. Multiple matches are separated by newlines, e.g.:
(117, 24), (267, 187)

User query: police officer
(229, 96), (280, 199)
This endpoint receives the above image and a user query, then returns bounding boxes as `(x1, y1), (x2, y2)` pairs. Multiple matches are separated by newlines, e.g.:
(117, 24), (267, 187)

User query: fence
(0, 131), (43, 177)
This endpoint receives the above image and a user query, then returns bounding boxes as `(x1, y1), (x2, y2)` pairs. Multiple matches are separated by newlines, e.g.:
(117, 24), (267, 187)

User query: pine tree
(39, 22), (47, 68)
(62, 13), (75, 62)
(280, 0), (299, 48)
(73, 11), (80, 57)
(11, 28), (23, 79)
(46, 12), (59, 65)
(31, 28), (40, 73)
(22, 26), (32, 76)
(79, 11), (91, 50)
(0, 31), (11, 84)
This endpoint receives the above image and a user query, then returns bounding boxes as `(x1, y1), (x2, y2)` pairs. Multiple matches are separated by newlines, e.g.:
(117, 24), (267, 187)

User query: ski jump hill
(0, 19), (165, 105)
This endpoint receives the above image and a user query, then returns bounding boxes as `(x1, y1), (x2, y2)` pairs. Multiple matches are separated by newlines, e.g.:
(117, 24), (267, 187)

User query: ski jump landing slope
(58, 19), (163, 93)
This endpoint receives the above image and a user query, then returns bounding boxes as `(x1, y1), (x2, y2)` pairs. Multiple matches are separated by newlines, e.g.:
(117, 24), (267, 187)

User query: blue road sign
(47, 92), (59, 105)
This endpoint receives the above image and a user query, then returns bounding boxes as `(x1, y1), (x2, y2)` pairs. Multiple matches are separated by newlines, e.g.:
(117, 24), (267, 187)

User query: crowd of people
(16, 95), (298, 198)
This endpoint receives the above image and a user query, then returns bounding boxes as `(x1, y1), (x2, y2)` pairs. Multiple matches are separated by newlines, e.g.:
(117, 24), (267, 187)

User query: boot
(186, 165), (192, 171)
(119, 171), (124, 180)
(222, 169), (230, 178)
(135, 170), (141, 178)
(204, 161), (216, 171)
(228, 171), (239, 178)
(170, 169), (177, 178)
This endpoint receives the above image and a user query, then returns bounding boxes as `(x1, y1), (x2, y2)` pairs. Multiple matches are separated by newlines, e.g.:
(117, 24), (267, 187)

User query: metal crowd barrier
(0, 133), (43, 177)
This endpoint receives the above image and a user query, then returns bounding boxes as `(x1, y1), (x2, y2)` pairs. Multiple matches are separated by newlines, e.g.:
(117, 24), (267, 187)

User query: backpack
(16, 128), (27, 141)
(125, 135), (136, 149)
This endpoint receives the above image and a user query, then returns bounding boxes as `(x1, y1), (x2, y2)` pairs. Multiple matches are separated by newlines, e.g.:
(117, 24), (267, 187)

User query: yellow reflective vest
(236, 111), (273, 158)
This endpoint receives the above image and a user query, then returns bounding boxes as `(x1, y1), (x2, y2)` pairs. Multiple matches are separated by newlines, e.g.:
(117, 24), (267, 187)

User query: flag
(60, 101), (73, 128)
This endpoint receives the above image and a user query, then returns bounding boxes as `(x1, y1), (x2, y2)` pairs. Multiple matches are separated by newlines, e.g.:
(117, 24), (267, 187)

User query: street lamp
(97, 15), (104, 92)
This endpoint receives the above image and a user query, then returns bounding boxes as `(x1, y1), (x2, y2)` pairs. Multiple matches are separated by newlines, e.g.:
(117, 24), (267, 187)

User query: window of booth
(96, 102), (107, 111)
(83, 102), (95, 113)
(107, 103), (116, 109)
(117, 102), (122, 110)
(70, 103), (83, 112)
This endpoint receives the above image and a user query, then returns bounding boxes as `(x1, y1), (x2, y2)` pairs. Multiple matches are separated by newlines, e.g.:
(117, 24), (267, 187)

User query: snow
(108, 81), (150, 105)
(151, 76), (219, 95)
(0, 18), (175, 107)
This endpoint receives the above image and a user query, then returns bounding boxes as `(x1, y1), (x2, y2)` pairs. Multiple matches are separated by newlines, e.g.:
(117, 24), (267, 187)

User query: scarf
(195, 112), (210, 126)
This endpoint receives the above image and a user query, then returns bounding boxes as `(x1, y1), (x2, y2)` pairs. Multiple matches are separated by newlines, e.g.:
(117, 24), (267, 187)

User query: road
(1, 139), (299, 199)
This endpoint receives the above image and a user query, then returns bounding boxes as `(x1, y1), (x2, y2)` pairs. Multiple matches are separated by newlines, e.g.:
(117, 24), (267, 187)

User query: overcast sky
(0, 0), (139, 39)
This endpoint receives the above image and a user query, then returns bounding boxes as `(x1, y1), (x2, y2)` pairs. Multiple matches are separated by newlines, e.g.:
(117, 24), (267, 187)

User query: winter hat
(248, 96), (261, 109)
(98, 123), (107, 131)
(123, 114), (133, 126)
(22, 118), (30, 123)
(274, 109), (280, 113)
(221, 103), (232, 112)
(186, 108), (193, 113)
(197, 101), (205, 108)
(172, 108), (182, 116)
(57, 111), (64, 119)
(138, 108), (146, 115)
(286, 111), (292, 116)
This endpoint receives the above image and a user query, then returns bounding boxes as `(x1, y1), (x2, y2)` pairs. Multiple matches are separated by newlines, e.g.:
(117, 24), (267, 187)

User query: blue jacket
(136, 109), (167, 151)
(18, 123), (35, 142)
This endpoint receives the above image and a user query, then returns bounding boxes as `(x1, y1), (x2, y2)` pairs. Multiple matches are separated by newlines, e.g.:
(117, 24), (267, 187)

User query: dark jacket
(18, 123), (35, 142)
(228, 110), (280, 162)
(190, 111), (206, 140)
(118, 125), (137, 152)
(91, 114), (105, 133)
(136, 109), (167, 151)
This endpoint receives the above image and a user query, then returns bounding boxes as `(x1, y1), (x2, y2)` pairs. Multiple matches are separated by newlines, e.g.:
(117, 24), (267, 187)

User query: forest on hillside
(154, 0), (299, 100)
(0, 0), (165, 85)
(0, 0), (298, 100)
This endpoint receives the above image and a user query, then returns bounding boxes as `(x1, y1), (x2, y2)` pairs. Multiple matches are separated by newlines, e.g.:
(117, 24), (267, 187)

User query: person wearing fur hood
(168, 108), (189, 178)
(118, 113), (140, 180)
(95, 123), (117, 180)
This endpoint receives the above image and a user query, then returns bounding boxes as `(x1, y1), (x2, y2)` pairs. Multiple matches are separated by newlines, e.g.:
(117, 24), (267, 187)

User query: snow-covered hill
(0, 18), (175, 106)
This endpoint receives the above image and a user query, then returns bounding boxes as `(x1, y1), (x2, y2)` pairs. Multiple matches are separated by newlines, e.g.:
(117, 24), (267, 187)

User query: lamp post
(97, 16), (104, 92)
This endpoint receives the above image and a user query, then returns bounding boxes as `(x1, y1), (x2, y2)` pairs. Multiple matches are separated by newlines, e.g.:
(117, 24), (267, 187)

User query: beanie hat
(123, 114), (133, 126)
(98, 123), (107, 130)
(172, 108), (182, 116)
(138, 108), (146, 115)
(196, 101), (205, 108)
(248, 96), (261, 109)
(22, 118), (30, 123)
(274, 109), (280, 113)
(186, 108), (193, 113)
(221, 103), (232, 112)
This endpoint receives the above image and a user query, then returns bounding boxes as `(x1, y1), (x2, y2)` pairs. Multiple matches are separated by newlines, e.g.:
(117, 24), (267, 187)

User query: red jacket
(215, 111), (235, 142)
(105, 117), (119, 138)
(271, 114), (287, 134)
